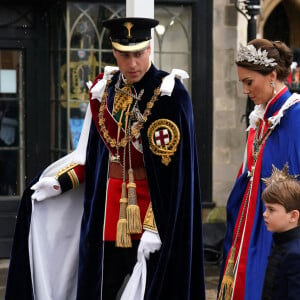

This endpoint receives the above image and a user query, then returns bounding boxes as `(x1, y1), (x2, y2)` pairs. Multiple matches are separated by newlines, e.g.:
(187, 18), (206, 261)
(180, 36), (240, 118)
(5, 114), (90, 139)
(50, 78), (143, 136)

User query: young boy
(261, 164), (300, 300)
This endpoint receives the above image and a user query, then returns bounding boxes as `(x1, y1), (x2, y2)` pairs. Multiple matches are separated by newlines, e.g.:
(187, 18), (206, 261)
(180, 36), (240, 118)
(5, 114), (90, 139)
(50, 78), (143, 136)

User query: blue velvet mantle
(5, 65), (205, 300)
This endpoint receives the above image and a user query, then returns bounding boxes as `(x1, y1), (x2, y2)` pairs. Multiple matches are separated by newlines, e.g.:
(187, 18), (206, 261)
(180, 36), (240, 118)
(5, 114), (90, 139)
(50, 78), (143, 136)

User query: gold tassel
(116, 182), (132, 248)
(218, 247), (236, 300)
(126, 168), (142, 234)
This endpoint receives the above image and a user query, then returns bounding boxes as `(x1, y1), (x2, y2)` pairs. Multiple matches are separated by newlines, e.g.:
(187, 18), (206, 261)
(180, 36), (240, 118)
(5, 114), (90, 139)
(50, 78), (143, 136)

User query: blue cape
(220, 89), (300, 299)
(6, 65), (205, 300)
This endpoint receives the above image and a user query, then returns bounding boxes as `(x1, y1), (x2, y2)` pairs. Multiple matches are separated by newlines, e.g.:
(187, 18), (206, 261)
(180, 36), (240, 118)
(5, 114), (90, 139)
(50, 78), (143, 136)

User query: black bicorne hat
(102, 17), (159, 52)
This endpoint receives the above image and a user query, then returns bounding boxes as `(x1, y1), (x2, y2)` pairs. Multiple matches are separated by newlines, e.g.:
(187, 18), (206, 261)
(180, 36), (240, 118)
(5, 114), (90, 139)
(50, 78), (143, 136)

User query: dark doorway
(264, 3), (290, 45)
(0, 4), (50, 258)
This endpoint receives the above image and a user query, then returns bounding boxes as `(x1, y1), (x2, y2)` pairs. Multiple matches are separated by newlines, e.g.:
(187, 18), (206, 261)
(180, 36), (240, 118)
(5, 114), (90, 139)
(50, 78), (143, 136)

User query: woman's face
(237, 66), (275, 106)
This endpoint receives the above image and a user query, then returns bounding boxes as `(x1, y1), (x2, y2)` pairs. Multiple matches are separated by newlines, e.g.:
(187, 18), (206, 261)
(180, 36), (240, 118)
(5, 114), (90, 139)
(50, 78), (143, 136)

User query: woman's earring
(270, 81), (277, 95)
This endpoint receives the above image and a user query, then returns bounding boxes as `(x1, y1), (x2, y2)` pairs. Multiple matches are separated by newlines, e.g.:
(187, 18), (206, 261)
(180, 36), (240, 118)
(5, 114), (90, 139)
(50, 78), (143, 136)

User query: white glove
(31, 177), (61, 201)
(137, 230), (162, 261)
(120, 231), (161, 300)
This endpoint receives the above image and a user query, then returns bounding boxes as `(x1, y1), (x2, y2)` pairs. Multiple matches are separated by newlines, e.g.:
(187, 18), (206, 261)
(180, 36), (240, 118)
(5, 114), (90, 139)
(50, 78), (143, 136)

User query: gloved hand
(31, 177), (61, 201)
(137, 230), (162, 261)
(121, 231), (161, 300)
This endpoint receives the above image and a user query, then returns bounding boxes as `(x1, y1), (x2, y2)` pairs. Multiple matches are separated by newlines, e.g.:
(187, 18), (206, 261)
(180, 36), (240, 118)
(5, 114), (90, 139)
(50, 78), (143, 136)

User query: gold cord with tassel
(116, 182), (132, 248)
(217, 171), (253, 300)
(218, 125), (273, 299)
(114, 76), (144, 247)
(126, 113), (142, 234)
(127, 168), (142, 234)
(115, 137), (132, 248)
(115, 83), (133, 248)
(218, 247), (236, 300)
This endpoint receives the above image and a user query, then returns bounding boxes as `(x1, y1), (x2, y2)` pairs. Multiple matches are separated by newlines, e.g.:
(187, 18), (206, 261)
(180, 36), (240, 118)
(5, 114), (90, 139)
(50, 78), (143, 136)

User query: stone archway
(258, 0), (300, 48)
(258, 0), (282, 36)
(262, 2), (290, 45)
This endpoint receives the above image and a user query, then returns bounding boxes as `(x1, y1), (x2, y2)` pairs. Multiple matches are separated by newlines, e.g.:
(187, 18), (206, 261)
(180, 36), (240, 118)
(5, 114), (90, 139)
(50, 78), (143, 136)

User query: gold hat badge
(123, 22), (134, 39)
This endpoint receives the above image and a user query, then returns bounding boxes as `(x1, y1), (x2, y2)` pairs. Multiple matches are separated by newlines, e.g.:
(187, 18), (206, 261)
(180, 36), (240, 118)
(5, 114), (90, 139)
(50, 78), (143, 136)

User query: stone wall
(212, 0), (248, 207)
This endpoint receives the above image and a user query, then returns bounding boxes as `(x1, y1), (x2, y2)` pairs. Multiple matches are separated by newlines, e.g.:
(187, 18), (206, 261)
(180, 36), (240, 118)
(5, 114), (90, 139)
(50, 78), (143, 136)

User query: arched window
(50, 2), (192, 158)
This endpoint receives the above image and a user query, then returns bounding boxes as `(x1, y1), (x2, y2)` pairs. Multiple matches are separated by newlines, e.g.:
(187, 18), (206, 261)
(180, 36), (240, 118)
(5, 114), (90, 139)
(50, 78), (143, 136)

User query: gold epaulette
(143, 202), (158, 232)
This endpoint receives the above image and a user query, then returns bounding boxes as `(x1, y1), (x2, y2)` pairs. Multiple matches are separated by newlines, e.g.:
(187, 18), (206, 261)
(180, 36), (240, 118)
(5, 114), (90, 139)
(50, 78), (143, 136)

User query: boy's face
(263, 203), (299, 233)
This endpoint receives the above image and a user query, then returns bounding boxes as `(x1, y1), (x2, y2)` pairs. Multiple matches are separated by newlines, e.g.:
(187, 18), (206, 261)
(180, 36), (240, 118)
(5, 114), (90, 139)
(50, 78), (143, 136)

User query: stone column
(126, 0), (155, 60)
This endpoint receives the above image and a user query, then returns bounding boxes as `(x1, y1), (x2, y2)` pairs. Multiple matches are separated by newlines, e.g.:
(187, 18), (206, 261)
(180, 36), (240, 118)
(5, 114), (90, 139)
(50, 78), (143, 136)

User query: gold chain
(113, 85), (134, 115)
(98, 79), (162, 149)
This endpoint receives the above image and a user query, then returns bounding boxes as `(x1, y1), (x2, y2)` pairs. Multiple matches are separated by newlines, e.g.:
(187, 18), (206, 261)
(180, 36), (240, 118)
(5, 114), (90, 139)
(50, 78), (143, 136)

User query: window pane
(0, 70), (17, 93)
(0, 150), (18, 196)
(0, 49), (24, 197)
(0, 100), (19, 147)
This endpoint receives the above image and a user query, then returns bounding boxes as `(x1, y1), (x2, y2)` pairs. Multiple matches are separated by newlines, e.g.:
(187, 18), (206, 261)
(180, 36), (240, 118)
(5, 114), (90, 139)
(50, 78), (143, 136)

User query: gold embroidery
(68, 169), (79, 188)
(147, 119), (180, 166)
(98, 78), (162, 151)
(143, 202), (157, 232)
(262, 163), (298, 186)
(113, 85), (134, 115)
(55, 162), (79, 179)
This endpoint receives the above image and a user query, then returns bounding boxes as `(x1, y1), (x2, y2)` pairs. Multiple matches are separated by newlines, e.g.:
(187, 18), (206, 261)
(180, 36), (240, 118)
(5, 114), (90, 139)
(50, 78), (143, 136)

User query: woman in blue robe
(218, 39), (300, 300)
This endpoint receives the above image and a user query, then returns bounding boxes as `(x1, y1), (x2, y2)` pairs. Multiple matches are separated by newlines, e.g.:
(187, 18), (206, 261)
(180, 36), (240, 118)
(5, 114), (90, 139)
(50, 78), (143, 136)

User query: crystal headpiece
(262, 163), (299, 186)
(236, 43), (278, 67)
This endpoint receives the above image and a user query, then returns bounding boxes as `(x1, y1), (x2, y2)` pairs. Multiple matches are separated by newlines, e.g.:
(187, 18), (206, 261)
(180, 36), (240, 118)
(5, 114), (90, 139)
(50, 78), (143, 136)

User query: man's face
(113, 46), (151, 84)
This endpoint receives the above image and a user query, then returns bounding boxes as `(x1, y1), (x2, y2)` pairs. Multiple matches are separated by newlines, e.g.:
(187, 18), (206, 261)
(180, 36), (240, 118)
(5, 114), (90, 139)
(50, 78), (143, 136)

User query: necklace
(113, 74), (144, 115)
(98, 76), (162, 153)
(252, 119), (272, 163)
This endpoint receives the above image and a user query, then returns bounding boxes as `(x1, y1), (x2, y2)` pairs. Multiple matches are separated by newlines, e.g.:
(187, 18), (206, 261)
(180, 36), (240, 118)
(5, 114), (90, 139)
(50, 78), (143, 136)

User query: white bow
(90, 66), (119, 101)
(160, 68), (189, 97)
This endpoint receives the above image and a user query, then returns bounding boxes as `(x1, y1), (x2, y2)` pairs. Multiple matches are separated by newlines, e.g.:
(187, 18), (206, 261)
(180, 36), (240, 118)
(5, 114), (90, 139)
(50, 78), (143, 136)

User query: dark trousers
(102, 241), (139, 300)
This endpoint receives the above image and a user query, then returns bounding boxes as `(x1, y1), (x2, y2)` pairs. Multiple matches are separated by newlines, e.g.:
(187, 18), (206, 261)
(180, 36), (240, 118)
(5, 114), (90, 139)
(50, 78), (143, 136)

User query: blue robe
(219, 87), (300, 300)
(5, 65), (206, 300)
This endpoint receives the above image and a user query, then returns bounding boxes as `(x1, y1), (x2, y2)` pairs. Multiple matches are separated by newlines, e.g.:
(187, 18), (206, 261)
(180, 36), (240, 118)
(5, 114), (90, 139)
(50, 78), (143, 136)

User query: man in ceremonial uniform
(6, 17), (205, 300)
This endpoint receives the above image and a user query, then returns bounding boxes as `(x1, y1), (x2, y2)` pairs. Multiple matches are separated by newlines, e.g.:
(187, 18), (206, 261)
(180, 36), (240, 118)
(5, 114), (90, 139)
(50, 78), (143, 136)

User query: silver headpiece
(236, 43), (277, 67)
